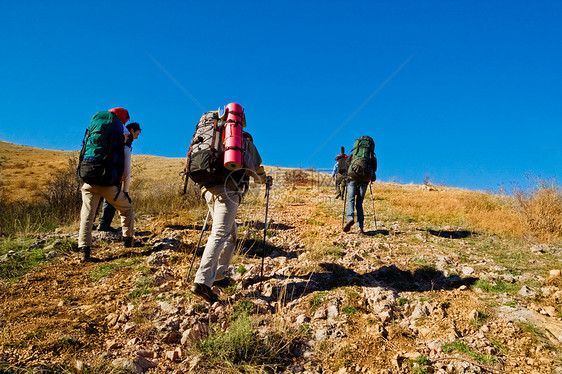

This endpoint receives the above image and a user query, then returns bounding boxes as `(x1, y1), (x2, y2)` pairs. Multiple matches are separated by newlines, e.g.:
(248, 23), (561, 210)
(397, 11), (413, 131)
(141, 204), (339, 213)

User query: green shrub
(198, 313), (258, 364)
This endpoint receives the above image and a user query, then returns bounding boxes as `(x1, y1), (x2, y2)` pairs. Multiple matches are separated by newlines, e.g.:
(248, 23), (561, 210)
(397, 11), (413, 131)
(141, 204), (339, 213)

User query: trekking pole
(261, 178), (272, 281)
(342, 179), (348, 228)
(369, 182), (377, 230)
(186, 209), (211, 282)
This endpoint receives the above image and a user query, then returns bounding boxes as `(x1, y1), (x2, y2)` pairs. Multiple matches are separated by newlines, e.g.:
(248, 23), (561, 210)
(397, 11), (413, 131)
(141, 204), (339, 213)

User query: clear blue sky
(1, 1), (560, 192)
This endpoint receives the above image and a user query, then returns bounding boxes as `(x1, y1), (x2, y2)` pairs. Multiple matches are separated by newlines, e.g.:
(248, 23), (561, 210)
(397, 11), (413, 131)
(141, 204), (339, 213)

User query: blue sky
(0, 1), (560, 192)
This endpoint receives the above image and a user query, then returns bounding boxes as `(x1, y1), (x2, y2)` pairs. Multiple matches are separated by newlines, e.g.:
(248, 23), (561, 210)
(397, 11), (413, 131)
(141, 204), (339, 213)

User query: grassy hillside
(0, 140), (561, 373)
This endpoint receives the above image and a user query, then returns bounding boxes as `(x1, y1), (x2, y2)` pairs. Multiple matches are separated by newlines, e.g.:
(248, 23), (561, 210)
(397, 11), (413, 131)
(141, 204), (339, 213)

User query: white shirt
(122, 144), (132, 192)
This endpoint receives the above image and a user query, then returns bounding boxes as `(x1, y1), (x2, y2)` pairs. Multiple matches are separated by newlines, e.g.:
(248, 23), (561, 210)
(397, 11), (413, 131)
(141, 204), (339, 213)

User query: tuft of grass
(236, 265), (247, 275)
(519, 321), (547, 340)
(406, 355), (430, 374)
(398, 297), (411, 306)
(310, 291), (328, 310)
(442, 340), (495, 364)
(469, 311), (489, 328)
(322, 244), (345, 259)
(233, 300), (257, 320)
(135, 276), (155, 287)
(341, 305), (356, 316)
(51, 336), (83, 353)
(128, 287), (153, 303)
(473, 279), (516, 294)
(306, 217), (325, 226)
(410, 255), (436, 271)
(197, 313), (278, 367)
(298, 324), (313, 339)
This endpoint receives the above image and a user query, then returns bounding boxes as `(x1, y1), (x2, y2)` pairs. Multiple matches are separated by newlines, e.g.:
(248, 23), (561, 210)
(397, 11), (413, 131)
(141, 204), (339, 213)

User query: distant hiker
(344, 136), (377, 234)
(97, 122), (142, 232)
(331, 146), (348, 199)
(185, 104), (272, 303)
(77, 108), (135, 262)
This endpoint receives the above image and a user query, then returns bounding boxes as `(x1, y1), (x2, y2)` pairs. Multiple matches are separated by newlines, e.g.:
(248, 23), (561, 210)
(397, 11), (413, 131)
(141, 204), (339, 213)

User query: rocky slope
(1, 180), (561, 373)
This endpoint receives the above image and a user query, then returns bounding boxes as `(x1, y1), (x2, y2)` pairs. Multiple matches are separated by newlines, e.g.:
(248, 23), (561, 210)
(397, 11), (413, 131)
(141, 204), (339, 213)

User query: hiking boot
(78, 246), (91, 262)
(123, 237), (133, 248)
(343, 218), (355, 233)
(213, 277), (234, 288)
(191, 283), (219, 303)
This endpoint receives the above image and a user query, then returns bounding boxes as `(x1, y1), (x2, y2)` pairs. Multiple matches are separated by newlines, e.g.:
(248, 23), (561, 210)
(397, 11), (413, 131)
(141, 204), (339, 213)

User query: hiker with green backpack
(96, 122), (142, 233)
(343, 136), (377, 234)
(77, 108), (135, 262)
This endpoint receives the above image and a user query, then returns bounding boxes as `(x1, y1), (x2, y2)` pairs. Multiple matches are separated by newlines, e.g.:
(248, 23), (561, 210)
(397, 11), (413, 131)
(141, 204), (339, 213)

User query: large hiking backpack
(336, 155), (349, 176)
(77, 111), (125, 186)
(185, 111), (247, 188)
(347, 136), (377, 183)
(185, 111), (227, 186)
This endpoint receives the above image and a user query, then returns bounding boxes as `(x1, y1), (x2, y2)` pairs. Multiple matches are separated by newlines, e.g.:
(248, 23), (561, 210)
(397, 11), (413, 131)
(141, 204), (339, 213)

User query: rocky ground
(0, 182), (561, 373)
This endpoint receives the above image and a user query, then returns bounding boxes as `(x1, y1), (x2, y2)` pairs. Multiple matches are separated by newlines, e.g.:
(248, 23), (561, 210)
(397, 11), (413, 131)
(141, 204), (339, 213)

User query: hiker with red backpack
(77, 108), (135, 262)
(332, 146), (348, 200)
(185, 103), (272, 303)
(343, 136), (377, 234)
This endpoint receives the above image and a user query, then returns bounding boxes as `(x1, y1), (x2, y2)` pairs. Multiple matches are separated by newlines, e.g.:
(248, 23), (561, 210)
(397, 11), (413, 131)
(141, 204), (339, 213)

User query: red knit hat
(108, 108), (129, 125)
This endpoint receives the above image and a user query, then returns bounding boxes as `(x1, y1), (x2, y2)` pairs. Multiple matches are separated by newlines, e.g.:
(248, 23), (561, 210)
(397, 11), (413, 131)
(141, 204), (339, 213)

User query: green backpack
(77, 111), (125, 186)
(348, 136), (377, 183)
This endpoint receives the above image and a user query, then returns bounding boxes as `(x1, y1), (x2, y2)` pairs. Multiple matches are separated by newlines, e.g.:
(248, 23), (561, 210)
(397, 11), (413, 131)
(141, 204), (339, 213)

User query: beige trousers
(194, 185), (241, 287)
(78, 184), (134, 248)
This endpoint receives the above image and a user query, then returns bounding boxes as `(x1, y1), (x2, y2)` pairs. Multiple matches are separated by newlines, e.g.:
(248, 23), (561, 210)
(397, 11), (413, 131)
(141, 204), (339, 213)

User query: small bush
(41, 155), (82, 223)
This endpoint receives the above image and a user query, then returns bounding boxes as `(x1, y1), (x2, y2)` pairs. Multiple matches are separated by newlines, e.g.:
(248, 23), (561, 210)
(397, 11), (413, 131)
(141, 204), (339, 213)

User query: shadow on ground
(249, 263), (477, 304)
(362, 229), (390, 236)
(425, 229), (476, 239)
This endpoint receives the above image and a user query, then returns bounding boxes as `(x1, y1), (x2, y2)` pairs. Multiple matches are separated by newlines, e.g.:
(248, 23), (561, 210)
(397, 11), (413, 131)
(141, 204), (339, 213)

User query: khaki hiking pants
(78, 183), (134, 248)
(194, 185), (241, 287)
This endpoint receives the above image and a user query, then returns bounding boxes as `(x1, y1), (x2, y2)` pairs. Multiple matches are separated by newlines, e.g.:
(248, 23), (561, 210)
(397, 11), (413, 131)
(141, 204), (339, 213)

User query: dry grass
(515, 181), (562, 243)
(0, 140), (560, 244)
(373, 183), (525, 237)
(0, 141), (71, 202)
